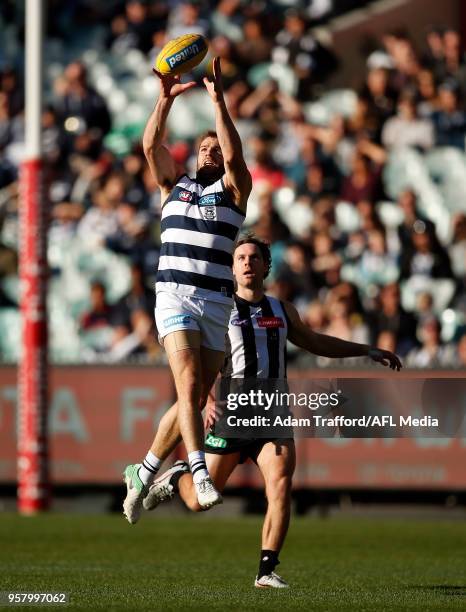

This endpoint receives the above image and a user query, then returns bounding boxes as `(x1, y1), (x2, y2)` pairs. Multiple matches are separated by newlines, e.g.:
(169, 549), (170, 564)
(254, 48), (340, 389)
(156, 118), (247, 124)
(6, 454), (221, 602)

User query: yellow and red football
(154, 34), (209, 76)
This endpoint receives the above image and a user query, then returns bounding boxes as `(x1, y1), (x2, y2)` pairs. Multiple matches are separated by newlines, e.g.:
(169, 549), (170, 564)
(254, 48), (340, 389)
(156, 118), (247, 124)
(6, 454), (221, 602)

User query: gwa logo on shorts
(163, 314), (191, 328)
(205, 433), (227, 449)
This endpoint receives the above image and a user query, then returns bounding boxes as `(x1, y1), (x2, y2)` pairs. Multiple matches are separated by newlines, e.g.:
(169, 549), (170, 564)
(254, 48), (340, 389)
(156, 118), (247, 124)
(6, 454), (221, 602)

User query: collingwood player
(141, 236), (402, 588)
(123, 57), (252, 522)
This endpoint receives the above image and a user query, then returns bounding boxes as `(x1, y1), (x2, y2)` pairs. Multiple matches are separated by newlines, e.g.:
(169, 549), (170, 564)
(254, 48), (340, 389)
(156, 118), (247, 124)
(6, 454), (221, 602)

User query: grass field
(1, 512), (465, 611)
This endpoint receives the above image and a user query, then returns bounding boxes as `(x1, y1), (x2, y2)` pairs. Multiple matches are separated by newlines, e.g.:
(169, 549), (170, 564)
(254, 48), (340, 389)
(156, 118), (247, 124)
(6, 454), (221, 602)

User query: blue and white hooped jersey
(156, 174), (246, 304)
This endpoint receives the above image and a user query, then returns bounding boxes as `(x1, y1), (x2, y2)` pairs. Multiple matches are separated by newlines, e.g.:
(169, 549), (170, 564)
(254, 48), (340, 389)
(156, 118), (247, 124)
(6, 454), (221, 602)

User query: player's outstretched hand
(153, 69), (196, 99)
(368, 348), (402, 371)
(203, 56), (224, 103)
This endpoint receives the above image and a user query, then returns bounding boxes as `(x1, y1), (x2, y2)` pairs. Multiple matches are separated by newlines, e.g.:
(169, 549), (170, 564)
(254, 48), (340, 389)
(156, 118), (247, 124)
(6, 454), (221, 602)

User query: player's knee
(266, 474), (292, 504)
(177, 374), (202, 406)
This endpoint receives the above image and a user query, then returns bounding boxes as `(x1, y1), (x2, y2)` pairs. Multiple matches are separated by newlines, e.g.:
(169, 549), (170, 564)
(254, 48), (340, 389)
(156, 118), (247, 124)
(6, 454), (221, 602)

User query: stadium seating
(0, 6), (465, 366)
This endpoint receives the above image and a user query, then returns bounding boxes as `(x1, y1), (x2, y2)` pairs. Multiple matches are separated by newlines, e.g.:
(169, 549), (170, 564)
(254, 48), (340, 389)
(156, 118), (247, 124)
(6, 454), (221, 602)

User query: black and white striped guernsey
(156, 174), (245, 304)
(222, 294), (289, 379)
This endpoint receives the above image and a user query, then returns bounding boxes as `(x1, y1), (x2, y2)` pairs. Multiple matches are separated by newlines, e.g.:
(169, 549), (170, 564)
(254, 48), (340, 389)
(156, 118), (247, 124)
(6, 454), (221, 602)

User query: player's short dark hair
(234, 234), (272, 279)
(196, 130), (218, 151)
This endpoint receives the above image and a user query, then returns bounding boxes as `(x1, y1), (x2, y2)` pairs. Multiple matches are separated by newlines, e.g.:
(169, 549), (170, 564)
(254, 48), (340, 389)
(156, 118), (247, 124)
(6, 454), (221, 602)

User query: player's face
(233, 243), (266, 289)
(196, 137), (224, 184)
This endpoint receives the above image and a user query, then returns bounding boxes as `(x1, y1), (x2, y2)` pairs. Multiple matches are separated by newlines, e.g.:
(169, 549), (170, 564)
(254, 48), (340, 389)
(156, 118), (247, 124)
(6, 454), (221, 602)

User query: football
(154, 34), (208, 76)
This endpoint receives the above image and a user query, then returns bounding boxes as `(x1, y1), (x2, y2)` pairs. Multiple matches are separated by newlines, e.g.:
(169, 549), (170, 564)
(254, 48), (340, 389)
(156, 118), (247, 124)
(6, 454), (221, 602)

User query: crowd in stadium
(0, 0), (465, 367)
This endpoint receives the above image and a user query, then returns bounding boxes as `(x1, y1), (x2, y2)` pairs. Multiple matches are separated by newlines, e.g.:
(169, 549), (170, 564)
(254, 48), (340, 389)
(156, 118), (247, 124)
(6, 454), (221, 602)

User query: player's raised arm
(203, 57), (252, 213)
(284, 301), (402, 371)
(143, 72), (196, 197)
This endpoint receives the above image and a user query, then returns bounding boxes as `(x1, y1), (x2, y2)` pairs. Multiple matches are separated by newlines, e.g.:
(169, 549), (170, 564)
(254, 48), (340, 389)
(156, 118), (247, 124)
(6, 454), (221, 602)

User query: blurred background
(0, 0), (465, 512)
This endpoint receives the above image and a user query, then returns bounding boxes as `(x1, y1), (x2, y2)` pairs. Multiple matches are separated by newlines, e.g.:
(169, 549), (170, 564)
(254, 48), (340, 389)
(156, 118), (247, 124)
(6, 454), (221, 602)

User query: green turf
(0, 512), (465, 611)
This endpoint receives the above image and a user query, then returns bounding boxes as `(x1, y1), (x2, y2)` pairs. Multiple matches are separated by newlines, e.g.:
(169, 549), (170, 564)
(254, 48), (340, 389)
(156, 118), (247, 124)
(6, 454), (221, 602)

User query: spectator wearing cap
(382, 91), (434, 150)
(431, 81), (466, 149)
(405, 316), (455, 368)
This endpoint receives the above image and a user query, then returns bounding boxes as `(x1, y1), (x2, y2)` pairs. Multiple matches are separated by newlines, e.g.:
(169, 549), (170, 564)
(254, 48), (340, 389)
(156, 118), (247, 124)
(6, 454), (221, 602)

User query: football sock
(258, 549), (279, 578)
(188, 450), (209, 485)
(138, 451), (162, 485)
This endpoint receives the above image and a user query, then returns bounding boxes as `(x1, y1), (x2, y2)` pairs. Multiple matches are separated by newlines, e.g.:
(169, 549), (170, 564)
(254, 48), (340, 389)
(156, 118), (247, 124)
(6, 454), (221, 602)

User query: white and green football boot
(122, 464), (147, 525)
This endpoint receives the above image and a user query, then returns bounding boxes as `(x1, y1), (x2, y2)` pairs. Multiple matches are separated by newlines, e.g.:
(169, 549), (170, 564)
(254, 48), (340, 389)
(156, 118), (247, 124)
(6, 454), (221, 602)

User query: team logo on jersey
(257, 317), (284, 328)
(199, 194), (218, 221)
(199, 194), (220, 206)
(179, 190), (192, 202)
(231, 317), (250, 327)
(202, 206), (216, 220)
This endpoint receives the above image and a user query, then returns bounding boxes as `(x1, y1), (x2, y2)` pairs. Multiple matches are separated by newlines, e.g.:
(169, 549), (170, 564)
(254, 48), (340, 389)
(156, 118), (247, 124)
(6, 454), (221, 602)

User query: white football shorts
(155, 291), (232, 352)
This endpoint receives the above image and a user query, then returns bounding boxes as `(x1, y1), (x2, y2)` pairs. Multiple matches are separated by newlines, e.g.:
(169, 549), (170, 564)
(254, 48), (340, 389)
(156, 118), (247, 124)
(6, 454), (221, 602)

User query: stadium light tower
(18, 0), (50, 514)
